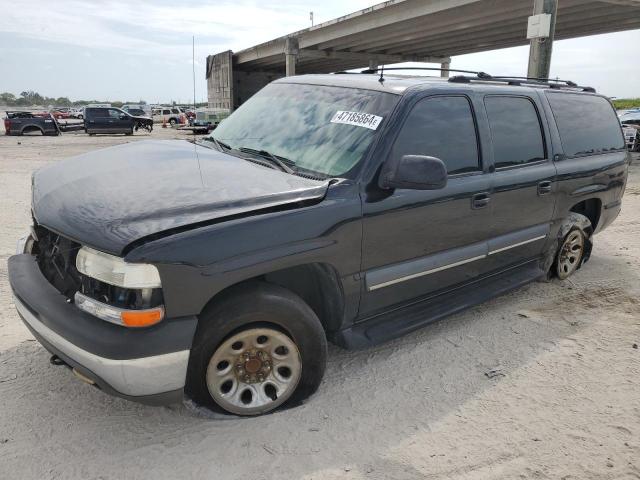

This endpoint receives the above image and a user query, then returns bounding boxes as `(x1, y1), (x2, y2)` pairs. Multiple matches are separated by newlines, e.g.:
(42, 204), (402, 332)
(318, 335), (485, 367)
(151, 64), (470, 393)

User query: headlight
(76, 246), (161, 288)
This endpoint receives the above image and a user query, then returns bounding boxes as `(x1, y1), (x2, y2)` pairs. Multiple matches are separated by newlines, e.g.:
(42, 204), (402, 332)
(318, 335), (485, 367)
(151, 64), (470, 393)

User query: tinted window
(547, 93), (625, 157)
(108, 109), (123, 118)
(391, 96), (480, 175)
(171, 108), (180, 114)
(485, 96), (545, 168)
(87, 108), (109, 118)
(163, 109), (171, 115)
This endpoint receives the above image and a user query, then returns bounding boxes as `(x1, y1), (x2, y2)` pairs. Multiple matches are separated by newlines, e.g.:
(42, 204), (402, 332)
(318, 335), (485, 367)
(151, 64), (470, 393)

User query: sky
(1, 0), (639, 103)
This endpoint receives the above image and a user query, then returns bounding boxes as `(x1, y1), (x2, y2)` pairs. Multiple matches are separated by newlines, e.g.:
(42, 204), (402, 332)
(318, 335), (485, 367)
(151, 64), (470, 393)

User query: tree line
(0, 91), (147, 108)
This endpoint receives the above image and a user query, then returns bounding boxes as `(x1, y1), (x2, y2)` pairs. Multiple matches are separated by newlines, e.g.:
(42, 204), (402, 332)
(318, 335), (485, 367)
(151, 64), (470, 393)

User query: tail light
(3, 118), (9, 134)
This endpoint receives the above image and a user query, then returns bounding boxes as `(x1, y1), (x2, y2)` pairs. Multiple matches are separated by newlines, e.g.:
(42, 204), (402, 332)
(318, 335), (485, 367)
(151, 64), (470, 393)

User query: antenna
(379, 64), (385, 83)
(192, 36), (196, 116)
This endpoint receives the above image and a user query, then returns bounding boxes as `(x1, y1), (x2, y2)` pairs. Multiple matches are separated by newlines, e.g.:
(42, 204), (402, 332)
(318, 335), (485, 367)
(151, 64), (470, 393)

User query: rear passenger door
(483, 95), (557, 271)
(360, 94), (493, 317)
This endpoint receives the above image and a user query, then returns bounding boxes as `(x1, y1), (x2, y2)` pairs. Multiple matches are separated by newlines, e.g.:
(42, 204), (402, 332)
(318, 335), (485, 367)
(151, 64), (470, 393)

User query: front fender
(125, 182), (363, 319)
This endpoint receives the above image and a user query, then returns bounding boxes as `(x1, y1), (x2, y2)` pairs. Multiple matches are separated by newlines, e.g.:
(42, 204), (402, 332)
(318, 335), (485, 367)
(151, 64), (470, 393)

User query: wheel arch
(569, 198), (601, 232)
(197, 262), (346, 334)
(21, 125), (44, 135)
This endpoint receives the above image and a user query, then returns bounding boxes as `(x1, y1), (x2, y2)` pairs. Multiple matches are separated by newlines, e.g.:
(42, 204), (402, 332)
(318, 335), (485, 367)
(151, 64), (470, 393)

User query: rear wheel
(555, 228), (586, 280)
(169, 118), (177, 126)
(186, 283), (327, 416)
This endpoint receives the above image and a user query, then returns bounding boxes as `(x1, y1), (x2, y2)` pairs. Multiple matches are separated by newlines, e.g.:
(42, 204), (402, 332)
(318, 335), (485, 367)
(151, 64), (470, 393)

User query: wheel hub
(234, 349), (272, 384)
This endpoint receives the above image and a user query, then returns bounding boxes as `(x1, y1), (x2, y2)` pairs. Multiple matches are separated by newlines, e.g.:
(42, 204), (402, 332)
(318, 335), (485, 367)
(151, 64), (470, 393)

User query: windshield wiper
(200, 136), (231, 152)
(238, 147), (295, 174)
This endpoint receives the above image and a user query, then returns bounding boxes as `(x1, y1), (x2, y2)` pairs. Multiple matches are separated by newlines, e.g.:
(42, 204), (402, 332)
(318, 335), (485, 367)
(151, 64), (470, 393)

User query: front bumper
(8, 254), (198, 405)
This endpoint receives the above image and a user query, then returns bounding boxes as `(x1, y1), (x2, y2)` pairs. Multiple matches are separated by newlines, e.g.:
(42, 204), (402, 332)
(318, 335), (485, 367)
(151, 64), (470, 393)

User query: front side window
(210, 83), (398, 177)
(547, 92), (625, 157)
(108, 109), (122, 119)
(390, 96), (480, 175)
(171, 108), (180, 114)
(484, 96), (545, 169)
(163, 109), (171, 115)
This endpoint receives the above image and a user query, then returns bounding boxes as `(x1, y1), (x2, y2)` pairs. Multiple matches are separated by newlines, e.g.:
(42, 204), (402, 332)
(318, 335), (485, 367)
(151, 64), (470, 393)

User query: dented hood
(32, 140), (329, 255)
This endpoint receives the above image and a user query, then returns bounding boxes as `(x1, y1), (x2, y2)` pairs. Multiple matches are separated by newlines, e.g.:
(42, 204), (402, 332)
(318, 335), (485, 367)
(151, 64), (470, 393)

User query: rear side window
(87, 108), (108, 118)
(546, 93), (625, 157)
(171, 108), (180, 114)
(484, 96), (546, 168)
(391, 96), (480, 175)
(163, 109), (171, 115)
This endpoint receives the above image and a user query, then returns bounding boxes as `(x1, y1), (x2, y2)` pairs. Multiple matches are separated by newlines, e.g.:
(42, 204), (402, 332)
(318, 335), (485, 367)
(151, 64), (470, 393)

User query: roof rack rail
(338, 66), (595, 92)
(449, 73), (596, 93)
(356, 66), (492, 83)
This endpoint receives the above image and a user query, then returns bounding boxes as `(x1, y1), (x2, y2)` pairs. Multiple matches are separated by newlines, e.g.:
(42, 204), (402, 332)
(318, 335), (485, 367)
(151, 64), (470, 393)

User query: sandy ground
(0, 124), (639, 480)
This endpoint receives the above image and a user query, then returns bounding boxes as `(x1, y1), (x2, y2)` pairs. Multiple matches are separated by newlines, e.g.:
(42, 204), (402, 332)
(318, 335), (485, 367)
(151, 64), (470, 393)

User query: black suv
(8, 73), (628, 416)
(84, 107), (153, 135)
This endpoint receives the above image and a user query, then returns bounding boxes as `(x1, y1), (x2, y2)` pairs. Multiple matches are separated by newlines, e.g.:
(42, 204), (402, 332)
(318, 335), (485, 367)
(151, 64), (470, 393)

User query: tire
(78, 114), (83, 120)
(169, 118), (177, 126)
(554, 227), (586, 280)
(186, 282), (327, 416)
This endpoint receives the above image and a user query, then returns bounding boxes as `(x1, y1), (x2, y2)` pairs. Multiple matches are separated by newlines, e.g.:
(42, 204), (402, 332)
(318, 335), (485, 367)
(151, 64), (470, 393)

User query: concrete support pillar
(440, 61), (450, 78)
(527, 0), (558, 79)
(285, 37), (299, 76)
(368, 59), (379, 71)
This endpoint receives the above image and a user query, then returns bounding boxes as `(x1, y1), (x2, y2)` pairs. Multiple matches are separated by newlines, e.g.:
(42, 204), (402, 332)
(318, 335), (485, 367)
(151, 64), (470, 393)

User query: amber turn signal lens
(120, 308), (164, 327)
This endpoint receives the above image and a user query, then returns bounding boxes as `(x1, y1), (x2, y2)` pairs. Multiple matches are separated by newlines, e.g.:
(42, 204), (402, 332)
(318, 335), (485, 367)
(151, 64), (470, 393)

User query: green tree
(0, 92), (16, 105)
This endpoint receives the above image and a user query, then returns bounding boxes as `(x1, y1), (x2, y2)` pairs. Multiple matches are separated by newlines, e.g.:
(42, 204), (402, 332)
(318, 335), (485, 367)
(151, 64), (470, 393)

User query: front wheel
(169, 118), (177, 126)
(186, 283), (327, 416)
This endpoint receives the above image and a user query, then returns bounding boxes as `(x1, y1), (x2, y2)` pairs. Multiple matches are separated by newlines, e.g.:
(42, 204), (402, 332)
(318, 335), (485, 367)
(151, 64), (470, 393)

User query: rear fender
(541, 212), (593, 276)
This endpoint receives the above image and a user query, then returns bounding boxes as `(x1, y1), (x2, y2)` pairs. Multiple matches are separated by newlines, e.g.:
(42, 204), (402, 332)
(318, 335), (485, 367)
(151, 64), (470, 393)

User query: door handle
(538, 181), (552, 196)
(471, 192), (491, 209)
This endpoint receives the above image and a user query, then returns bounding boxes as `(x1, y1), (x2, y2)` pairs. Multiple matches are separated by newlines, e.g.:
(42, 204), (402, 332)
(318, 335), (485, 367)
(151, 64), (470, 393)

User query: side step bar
(332, 260), (543, 349)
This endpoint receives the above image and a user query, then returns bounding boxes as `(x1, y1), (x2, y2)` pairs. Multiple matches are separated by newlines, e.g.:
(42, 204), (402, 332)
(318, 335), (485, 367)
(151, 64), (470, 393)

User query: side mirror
(119, 113), (127, 119)
(379, 155), (447, 190)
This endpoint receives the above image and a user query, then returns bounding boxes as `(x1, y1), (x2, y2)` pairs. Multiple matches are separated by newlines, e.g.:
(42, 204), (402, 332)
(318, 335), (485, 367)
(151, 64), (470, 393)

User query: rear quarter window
(546, 93), (625, 157)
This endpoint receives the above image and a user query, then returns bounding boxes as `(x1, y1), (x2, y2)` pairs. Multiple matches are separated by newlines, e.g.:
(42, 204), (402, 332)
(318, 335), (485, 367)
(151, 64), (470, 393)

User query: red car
(49, 109), (72, 120)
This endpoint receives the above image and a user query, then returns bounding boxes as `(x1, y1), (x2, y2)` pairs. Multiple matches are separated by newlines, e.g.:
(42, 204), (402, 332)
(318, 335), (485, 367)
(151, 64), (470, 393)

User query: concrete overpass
(207, 0), (640, 109)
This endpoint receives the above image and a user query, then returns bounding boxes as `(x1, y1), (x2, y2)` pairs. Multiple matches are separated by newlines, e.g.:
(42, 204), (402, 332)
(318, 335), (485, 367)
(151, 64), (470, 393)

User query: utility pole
(310, 11), (314, 27)
(527, 0), (558, 79)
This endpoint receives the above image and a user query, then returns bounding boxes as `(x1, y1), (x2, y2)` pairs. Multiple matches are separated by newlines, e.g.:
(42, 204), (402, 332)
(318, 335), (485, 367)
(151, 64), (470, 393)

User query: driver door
(360, 94), (493, 317)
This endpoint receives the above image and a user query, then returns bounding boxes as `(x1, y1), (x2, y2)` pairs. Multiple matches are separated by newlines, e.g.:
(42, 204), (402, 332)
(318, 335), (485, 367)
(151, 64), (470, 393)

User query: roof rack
(348, 66), (596, 93)
(449, 73), (596, 93)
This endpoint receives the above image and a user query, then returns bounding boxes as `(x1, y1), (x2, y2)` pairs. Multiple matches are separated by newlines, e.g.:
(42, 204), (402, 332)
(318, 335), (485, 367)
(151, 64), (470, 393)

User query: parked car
(70, 108), (85, 119)
(4, 111), (61, 135)
(49, 108), (72, 120)
(620, 110), (640, 127)
(125, 108), (149, 117)
(152, 106), (185, 125)
(9, 73), (628, 416)
(122, 104), (151, 116)
(84, 107), (153, 135)
(622, 124), (638, 150)
(3, 111), (84, 136)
